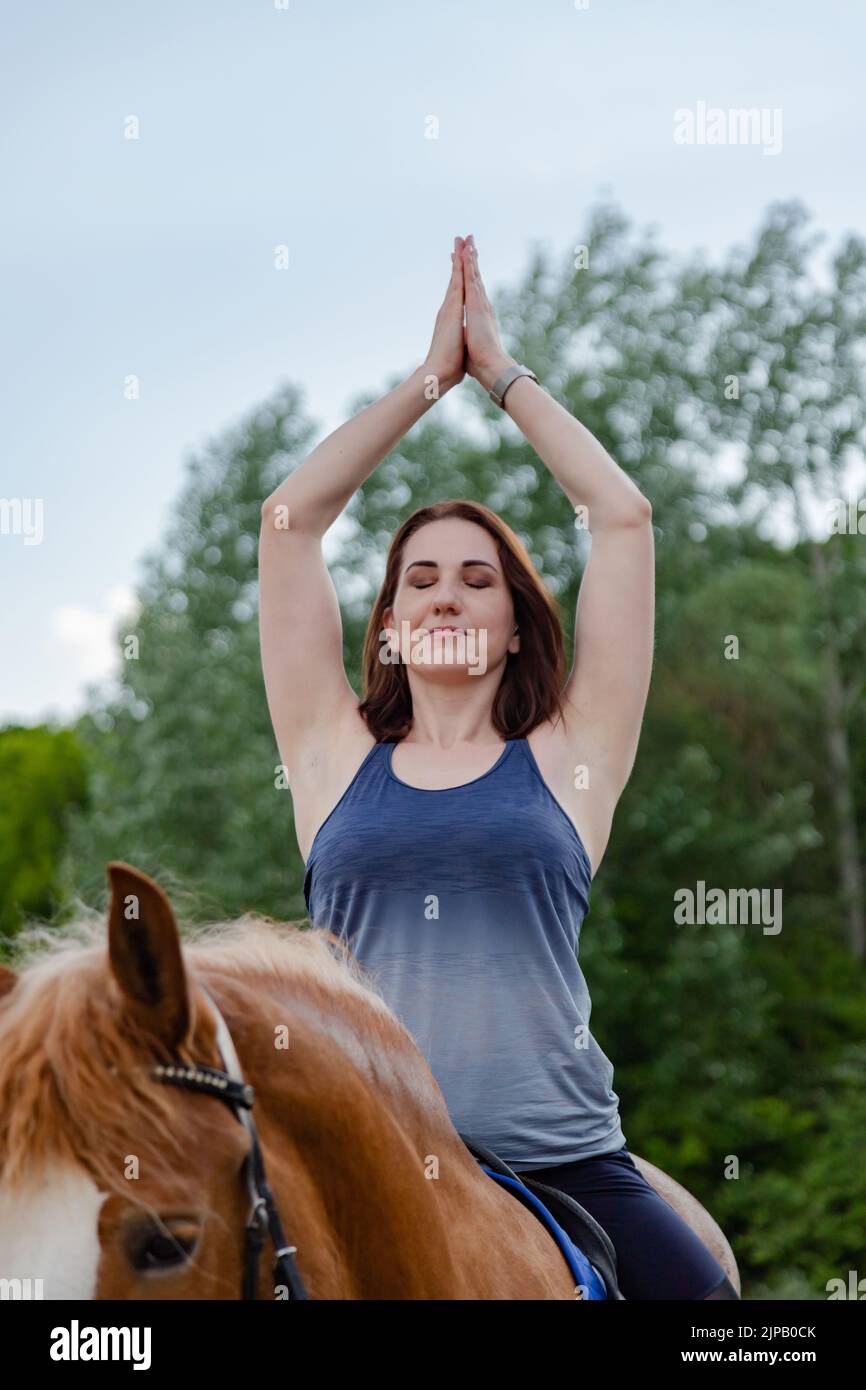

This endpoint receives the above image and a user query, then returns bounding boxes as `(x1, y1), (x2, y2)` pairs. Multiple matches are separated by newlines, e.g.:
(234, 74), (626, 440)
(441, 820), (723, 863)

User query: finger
(451, 244), (465, 295)
(462, 242), (479, 299)
(466, 241), (491, 307)
(467, 235), (485, 286)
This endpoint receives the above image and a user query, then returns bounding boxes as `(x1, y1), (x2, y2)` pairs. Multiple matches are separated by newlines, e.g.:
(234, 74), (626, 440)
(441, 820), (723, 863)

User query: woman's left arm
(462, 237), (655, 800)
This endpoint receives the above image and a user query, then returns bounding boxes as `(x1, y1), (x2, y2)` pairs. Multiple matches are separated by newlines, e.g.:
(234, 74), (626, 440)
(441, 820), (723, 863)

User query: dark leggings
(522, 1144), (739, 1300)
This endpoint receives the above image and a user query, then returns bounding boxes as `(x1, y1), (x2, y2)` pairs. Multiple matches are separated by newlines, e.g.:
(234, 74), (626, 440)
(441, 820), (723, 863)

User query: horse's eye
(127, 1221), (200, 1274)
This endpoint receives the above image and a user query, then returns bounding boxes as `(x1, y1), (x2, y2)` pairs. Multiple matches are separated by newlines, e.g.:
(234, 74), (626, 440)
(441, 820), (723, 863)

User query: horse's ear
(106, 861), (191, 1053)
(0, 964), (17, 1000)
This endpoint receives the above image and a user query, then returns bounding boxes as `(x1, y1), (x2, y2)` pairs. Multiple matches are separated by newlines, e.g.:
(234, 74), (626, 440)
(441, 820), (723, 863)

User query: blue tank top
(303, 735), (626, 1169)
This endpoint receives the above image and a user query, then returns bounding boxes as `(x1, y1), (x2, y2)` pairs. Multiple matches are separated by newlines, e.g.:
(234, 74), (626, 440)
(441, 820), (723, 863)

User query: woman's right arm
(258, 363), (449, 777)
(259, 241), (467, 777)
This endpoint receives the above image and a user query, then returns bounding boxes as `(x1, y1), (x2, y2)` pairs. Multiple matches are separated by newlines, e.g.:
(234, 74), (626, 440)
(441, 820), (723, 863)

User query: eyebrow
(404, 560), (498, 574)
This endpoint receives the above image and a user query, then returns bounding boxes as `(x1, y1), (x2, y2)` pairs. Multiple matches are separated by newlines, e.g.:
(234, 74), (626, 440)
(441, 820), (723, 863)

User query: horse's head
(0, 862), (269, 1299)
(0, 860), (504, 1300)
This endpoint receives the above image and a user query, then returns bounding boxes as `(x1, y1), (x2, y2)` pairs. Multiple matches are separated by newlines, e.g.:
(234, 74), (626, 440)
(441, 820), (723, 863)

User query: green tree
(0, 724), (88, 947)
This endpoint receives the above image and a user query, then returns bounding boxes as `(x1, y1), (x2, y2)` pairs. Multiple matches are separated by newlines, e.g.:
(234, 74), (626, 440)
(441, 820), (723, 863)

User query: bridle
(150, 983), (309, 1300)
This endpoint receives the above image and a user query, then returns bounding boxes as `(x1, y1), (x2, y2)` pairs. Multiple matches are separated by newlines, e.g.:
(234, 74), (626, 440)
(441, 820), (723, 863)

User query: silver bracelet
(489, 363), (539, 409)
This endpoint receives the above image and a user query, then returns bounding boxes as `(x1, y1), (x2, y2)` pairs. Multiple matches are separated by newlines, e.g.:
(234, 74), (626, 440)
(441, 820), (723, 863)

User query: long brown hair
(357, 499), (568, 743)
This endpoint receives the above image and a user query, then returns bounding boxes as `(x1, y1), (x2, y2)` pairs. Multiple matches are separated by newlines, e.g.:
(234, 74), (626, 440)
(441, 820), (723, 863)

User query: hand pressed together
(423, 234), (516, 397)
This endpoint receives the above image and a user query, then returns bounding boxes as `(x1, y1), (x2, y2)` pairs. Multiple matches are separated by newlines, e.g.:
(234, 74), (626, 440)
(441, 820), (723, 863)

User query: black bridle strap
(151, 984), (309, 1301)
(243, 1122), (308, 1301)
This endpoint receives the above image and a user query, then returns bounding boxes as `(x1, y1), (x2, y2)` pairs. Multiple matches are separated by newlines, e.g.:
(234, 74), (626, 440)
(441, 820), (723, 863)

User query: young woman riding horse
(259, 234), (739, 1300)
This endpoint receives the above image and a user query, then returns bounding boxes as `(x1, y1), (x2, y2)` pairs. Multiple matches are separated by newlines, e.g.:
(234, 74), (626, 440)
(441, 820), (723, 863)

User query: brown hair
(357, 499), (568, 743)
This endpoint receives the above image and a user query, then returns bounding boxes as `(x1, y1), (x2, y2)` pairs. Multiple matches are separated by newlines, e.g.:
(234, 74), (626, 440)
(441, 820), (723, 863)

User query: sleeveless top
(303, 736), (626, 1170)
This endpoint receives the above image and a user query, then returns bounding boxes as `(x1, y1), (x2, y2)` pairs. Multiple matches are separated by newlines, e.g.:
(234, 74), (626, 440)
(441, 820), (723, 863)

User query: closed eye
(413, 581), (489, 589)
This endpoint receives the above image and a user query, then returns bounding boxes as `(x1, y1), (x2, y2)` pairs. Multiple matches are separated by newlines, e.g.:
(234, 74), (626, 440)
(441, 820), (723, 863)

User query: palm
(425, 238), (468, 390)
(461, 238), (506, 385)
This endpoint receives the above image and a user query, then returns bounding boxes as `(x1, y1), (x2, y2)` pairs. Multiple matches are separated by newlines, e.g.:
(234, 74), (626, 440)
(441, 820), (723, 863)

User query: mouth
(427, 626), (464, 635)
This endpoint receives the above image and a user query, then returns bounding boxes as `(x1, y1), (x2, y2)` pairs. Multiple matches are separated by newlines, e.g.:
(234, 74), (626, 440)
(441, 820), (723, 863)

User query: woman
(258, 234), (738, 1300)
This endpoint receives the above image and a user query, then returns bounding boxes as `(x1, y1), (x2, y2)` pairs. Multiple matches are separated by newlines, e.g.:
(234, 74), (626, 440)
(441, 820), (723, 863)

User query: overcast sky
(2, 0), (864, 725)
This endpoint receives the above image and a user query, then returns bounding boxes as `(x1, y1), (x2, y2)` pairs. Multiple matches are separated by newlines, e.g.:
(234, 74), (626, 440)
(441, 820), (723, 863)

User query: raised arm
(461, 235), (655, 805)
(259, 241), (468, 777)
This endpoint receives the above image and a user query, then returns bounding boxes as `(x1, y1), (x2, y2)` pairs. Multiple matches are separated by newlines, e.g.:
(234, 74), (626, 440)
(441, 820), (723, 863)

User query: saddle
(458, 1133), (625, 1300)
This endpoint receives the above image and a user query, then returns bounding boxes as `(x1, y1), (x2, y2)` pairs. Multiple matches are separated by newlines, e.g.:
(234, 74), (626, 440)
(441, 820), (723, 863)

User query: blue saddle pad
(479, 1164), (608, 1299)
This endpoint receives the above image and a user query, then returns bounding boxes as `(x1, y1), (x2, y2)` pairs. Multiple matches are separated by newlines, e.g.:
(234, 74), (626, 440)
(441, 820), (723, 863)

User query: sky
(2, 0), (864, 725)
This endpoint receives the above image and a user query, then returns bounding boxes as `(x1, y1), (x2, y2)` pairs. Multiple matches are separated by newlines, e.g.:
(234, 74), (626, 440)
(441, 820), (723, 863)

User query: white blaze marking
(0, 1162), (107, 1299)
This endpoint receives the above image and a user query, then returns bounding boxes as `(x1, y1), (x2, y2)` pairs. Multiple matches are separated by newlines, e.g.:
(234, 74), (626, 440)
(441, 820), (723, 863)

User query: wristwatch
(489, 363), (539, 409)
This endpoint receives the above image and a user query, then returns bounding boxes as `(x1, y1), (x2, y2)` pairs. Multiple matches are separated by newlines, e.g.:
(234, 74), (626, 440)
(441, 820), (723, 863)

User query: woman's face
(382, 518), (520, 679)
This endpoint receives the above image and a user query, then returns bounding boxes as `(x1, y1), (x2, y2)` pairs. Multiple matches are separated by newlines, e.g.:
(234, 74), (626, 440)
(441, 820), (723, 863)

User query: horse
(0, 861), (739, 1299)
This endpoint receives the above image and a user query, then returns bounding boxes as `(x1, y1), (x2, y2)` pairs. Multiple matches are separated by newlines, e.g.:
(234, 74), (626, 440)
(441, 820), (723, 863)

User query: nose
(432, 593), (462, 617)
(428, 578), (462, 614)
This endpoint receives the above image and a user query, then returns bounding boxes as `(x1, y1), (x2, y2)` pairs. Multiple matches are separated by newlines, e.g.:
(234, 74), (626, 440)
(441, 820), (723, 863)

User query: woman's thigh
(525, 1145), (729, 1300)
